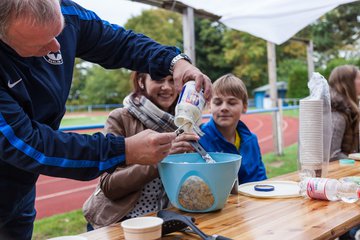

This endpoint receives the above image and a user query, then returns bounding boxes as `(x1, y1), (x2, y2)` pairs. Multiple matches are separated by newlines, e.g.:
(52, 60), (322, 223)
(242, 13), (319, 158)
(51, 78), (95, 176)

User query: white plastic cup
(298, 99), (325, 177)
(121, 216), (163, 240)
(175, 81), (205, 131)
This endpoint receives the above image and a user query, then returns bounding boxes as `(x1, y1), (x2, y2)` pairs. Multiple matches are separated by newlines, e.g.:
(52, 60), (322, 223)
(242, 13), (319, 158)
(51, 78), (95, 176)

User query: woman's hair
(329, 65), (360, 123)
(130, 71), (177, 114)
(131, 71), (148, 97)
(213, 73), (248, 108)
(0, 0), (61, 40)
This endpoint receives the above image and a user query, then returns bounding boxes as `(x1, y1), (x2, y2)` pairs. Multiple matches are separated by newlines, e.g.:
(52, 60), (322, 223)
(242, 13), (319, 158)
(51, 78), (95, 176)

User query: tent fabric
(179, 0), (358, 44)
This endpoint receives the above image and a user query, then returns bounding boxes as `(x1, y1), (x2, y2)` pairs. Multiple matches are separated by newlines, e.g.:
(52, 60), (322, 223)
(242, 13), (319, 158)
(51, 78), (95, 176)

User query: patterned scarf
(124, 93), (177, 133)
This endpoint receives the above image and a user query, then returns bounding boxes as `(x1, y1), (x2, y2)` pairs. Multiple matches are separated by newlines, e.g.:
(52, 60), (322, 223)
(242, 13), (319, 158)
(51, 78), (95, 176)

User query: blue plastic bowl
(158, 152), (241, 212)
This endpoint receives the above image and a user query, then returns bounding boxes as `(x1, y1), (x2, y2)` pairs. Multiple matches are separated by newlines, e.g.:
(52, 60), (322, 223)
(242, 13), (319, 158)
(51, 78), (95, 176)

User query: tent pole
(306, 40), (314, 80)
(267, 41), (283, 155)
(267, 41), (277, 108)
(291, 37), (315, 80)
(182, 7), (196, 65)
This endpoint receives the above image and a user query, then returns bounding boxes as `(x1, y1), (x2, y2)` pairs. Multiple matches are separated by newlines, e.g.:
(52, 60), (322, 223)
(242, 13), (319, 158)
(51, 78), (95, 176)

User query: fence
(61, 105), (299, 131)
(66, 98), (300, 113)
(60, 105), (299, 155)
(66, 104), (123, 112)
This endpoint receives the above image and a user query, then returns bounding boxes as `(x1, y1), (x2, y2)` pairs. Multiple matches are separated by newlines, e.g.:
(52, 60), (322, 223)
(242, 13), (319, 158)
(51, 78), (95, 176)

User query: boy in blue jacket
(199, 74), (267, 184)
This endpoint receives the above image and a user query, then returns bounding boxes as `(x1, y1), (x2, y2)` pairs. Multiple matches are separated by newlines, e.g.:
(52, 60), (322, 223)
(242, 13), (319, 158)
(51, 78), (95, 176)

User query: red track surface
(35, 114), (298, 219)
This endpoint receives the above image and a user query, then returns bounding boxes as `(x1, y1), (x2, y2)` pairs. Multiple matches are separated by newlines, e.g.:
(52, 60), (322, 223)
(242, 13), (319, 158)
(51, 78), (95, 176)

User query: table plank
(79, 161), (360, 240)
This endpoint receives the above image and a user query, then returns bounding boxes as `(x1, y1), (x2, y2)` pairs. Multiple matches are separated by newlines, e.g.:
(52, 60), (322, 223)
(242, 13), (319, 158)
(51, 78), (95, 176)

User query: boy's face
(210, 93), (247, 129)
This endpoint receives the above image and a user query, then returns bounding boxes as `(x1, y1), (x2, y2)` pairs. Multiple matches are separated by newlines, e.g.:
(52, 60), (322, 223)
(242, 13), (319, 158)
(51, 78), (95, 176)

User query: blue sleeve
(0, 86), (125, 181)
(61, 0), (179, 80)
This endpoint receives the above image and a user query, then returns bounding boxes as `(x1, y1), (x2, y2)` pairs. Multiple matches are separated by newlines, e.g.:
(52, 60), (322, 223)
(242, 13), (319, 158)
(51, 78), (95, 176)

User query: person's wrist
(124, 137), (131, 165)
(169, 53), (192, 74)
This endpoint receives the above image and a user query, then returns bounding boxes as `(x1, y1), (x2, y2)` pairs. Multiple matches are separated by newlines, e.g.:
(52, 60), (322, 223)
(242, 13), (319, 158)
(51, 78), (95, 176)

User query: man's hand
(172, 60), (212, 101)
(125, 129), (177, 165)
(169, 132), (199, 154)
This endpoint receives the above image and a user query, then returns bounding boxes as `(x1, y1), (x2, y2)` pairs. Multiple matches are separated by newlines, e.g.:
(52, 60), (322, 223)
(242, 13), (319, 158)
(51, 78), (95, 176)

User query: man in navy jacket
(0, 0), (211, 239)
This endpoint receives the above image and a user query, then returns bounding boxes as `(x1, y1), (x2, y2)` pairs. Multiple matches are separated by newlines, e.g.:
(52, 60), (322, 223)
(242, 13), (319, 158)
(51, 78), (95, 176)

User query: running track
(35, 114), (299, 219)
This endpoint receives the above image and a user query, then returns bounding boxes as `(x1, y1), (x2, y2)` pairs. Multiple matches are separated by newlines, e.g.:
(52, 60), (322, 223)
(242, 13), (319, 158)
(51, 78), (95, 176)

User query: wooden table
(78, 161), (360, 240)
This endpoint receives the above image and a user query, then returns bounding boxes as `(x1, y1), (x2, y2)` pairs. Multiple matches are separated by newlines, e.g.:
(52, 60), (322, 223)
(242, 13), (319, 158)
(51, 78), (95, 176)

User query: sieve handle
(189, 141), (216, 163)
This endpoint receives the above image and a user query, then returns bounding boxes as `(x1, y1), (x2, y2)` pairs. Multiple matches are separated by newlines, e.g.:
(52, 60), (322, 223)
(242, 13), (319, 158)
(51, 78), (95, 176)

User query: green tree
(67, 59), (88, 105)
(277, 59), (308, 83)
(311, 2), (360, 53)
(195, 19), (233, 80)
(222, 30), (268, 92)
(82, 66), (131, 105)
(276, 40), (308, 86)
(126, 9), (233, 82)
(317, 57), (359, 80)
(295, 2), (360, 64)
(287, 64), (309, 98)
(125, 9), (182, 46)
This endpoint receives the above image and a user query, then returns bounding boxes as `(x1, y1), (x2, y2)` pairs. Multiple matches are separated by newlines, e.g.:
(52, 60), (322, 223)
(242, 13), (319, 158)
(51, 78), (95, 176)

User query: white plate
(47, 236), (87, 240)
(238, 180), (300, 199)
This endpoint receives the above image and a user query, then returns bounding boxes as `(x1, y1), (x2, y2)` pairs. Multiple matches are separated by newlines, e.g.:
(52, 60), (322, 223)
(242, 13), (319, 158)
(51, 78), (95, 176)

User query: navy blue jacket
(199, 118), (267, 184)
(0, 0), (179, 221)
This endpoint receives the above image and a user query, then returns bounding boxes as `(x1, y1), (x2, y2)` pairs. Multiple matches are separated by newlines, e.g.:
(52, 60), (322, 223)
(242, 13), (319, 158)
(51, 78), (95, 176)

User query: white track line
(258, 118), (289, 144)
(249, 117), (264, 133)
(36, 184), (97, 201)
(37, 178), (64, 185)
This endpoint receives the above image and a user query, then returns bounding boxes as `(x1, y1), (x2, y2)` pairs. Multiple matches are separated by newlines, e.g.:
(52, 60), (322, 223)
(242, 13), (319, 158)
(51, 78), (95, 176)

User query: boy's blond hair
(213, 73), (248, 107)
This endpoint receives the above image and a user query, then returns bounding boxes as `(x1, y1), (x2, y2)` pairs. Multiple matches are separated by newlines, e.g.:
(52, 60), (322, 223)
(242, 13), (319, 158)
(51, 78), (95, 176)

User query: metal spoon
(189, 141), (216, 163)
(174, 123), (215, 163)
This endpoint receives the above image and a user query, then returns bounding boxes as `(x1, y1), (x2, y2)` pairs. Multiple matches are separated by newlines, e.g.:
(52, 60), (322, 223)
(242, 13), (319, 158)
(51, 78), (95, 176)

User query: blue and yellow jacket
(199, 118), (267, 184)
(0, 0), (178, 220)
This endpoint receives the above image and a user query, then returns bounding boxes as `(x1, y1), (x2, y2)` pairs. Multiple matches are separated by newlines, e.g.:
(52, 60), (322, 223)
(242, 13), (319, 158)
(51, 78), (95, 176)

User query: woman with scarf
(83, 72), (198, 230)
(329, 65), (360, 161)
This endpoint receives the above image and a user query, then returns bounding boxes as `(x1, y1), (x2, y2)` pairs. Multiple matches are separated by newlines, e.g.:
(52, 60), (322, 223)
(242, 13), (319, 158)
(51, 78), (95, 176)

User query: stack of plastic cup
(299, 99), (324, 177)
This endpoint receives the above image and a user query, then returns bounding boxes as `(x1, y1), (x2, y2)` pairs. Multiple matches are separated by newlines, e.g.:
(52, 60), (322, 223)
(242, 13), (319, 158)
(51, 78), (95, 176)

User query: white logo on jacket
(43, 51), (63, 65)
(8, 78), (23, 88)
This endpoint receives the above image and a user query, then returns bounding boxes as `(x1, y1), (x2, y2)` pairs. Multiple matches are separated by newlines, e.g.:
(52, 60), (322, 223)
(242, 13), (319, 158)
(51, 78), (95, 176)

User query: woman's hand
(169, 132), (199, 154)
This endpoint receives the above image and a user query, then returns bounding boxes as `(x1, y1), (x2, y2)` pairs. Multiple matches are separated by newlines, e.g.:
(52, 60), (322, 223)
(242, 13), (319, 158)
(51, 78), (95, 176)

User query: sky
(74, 0), (154, 26)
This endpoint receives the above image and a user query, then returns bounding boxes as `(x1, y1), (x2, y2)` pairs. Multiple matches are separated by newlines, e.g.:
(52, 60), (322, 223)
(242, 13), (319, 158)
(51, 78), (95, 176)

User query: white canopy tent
(178, 0), (358, 45)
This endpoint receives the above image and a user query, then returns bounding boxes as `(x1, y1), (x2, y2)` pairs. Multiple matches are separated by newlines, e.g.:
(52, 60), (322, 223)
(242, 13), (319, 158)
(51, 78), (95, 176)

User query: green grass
(282, 108), (299, 118)
(262, 143), (298, 178)
(60, 115), (107, 127)
(33, 144), (299, 238)
(247, 108), (299, 118)
(33, 209), (87, 240)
